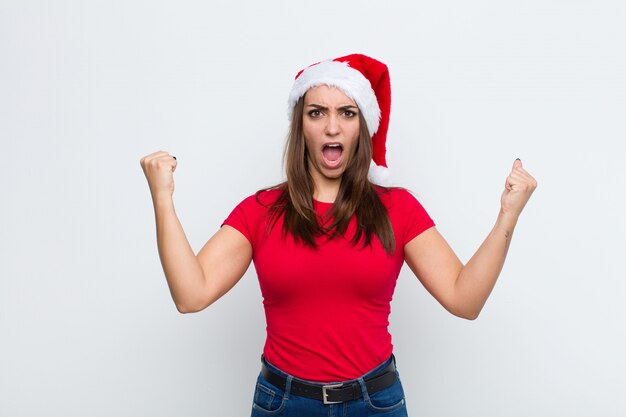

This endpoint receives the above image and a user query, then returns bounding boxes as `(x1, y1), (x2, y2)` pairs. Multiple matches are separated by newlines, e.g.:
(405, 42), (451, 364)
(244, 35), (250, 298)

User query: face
(302, 85), (361, 184)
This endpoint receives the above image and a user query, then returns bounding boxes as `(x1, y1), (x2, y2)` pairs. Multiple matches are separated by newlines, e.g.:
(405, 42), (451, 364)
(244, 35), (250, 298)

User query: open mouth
(322, 143), (343, 167)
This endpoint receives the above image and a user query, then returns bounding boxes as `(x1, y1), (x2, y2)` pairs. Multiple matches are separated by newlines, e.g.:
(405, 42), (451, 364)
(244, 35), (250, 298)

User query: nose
(324, 114), (340, 136)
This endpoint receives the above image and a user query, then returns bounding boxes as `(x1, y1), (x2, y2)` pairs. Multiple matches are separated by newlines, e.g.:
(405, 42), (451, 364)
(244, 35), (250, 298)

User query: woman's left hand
(404, 158), (538, 320)
(500, 159), (538, 218)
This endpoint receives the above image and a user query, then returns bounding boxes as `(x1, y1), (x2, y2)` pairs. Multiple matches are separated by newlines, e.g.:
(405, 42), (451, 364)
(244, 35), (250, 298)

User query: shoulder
(375, 186), (434, 223)
(375, 186), (421, 208)
(234, 187), (284, 211)
(255, 187), (284, 206)
(375, 186), (435, 244)
(223, 187), (285, 242)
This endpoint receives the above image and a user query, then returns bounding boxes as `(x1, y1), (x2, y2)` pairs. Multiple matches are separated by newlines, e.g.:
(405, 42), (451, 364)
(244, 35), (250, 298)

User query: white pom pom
(368, 161), (393, 187)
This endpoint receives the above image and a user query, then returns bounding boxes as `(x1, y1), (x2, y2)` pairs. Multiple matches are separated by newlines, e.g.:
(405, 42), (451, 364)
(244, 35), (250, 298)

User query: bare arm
(141, 151), (252, 313)
(405, 159), (537, 320)
(153, 196), (251, 313)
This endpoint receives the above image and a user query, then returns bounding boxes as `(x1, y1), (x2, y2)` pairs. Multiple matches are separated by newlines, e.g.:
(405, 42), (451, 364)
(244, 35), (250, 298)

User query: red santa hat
(287, 54), (392, 186)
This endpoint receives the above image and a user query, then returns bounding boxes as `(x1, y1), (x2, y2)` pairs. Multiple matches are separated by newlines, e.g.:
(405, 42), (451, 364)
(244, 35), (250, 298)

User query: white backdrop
(2, 1), (625, 416)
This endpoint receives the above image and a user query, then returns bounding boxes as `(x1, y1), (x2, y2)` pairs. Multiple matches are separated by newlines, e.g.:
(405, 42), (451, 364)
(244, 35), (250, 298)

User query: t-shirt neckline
(313, 199), (333, 205)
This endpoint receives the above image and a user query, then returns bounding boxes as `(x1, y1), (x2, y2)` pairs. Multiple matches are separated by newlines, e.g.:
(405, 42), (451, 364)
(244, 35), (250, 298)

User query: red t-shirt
(222, 187), (434, 381)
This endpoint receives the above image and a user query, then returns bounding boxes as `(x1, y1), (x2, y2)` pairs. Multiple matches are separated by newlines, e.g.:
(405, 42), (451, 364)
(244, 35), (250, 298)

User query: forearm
(453, 210), (518, 319)
(406, 159), (536, 320)
(153, 195), (207, 312)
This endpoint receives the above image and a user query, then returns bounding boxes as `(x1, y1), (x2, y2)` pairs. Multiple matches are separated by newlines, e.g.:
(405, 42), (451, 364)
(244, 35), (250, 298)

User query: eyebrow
(306, 104), (359, 111)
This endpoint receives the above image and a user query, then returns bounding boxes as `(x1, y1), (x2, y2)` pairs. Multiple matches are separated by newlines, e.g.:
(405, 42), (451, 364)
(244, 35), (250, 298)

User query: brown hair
(259, 97), (395, 254)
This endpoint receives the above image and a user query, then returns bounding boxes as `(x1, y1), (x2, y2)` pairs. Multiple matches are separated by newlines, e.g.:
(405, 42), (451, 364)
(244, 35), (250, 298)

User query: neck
(311, 174), (341, 203)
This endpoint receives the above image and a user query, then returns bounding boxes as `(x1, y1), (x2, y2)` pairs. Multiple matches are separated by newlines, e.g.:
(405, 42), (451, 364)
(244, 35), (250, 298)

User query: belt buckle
(322, 383), (343, 405)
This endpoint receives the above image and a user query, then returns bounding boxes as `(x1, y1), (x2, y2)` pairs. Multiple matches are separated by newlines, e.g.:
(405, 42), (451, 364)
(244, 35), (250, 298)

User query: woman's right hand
(139, 150), (178, 199)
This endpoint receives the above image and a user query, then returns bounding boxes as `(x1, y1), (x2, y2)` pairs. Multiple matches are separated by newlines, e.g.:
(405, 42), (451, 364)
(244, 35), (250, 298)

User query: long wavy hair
(259, 96), (395, 255)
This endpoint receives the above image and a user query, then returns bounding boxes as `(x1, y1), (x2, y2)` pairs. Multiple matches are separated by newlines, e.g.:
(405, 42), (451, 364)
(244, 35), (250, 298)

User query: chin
(321, 168), (346, 180)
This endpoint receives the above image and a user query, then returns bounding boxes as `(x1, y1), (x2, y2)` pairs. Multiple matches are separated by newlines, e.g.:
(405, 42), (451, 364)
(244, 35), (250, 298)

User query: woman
(140, 54), (537, 416)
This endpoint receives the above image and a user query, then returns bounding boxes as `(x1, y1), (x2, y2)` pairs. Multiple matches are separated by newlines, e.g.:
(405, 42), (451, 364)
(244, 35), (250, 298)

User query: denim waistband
(260, 354), (396, 385)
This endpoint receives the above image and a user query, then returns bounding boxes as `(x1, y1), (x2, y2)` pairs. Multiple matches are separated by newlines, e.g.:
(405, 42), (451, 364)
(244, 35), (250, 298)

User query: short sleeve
(221, 190), (280, 246)
(221, 195), (257, 244)
(398, 189), (435, 245)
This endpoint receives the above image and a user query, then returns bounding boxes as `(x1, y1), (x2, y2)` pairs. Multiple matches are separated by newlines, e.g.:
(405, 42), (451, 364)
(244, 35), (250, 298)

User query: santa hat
(287, 54), (392, 186)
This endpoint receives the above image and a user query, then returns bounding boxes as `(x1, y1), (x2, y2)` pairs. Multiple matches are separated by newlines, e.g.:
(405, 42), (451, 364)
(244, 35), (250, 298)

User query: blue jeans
(250, 355), (408, 417)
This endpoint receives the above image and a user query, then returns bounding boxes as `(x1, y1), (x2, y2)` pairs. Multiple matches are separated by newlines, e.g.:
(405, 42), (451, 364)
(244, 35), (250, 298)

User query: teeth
(326, 144), (341, 148)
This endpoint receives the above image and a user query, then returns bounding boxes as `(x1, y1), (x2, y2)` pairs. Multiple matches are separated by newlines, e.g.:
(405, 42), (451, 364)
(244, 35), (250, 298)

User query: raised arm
(140, 151), (252, 313)
(404, 159), (537, 320)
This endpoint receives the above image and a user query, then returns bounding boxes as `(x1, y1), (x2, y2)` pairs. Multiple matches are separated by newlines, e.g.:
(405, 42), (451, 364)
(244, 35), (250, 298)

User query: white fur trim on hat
(368, 161), (392, 186)
(287, 60), (381, 136)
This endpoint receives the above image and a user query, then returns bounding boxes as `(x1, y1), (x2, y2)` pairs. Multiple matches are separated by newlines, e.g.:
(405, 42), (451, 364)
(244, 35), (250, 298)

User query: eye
(342, 110), (358, 118)
(307, 109), (323, 118)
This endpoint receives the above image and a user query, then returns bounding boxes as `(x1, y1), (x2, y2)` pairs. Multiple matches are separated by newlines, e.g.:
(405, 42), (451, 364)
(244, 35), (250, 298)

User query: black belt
(261, 357), (397, 405)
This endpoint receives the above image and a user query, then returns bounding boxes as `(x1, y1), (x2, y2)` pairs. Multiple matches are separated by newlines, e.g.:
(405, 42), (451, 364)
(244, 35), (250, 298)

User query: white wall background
(1, 0), (625, 416)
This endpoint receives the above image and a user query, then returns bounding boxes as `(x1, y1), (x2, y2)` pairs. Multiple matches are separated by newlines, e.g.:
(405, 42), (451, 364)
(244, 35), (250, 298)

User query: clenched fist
(140, 151), (178, 199)
(501, 159), (537, 218)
